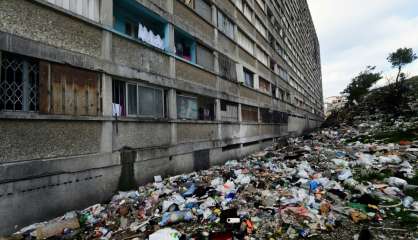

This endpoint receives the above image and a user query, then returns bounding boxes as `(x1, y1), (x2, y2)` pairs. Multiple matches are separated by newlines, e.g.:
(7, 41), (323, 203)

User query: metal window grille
(0, 53), (39, 112)
(218, 53), (237, 82)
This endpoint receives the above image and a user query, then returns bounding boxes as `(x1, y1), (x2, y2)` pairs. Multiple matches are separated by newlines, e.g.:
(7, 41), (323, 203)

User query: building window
(237, 30), (254, 54)
(177, 93), (215, 120)
(241, 105), (258, 122)
(260, 108), (273, 123)
(195, 0), (212, 23)
(217, 10), (234, 39)
(255, 46), (268, 66)
(47, 0), (100, 22)
(258, 77), (270, 93)
(243, 3), (252, 21)
(235, 0), (243, 11)
(179, 0), (194, 8)
(196, 44), (214, 71)
(271, 84), (278, 99)
(255, 0), (265, 11)
(114, 80), (164, 118)
(0, 52), (39, 112)
(175, 29), (196, 62)
(112, 79), (126, 116)
(243, 68), (254, 88)
(114, 0), (167, 50)
(218, 53), (237, 82)
(220, 100), (238, 122)
(255, 16), (267, 38)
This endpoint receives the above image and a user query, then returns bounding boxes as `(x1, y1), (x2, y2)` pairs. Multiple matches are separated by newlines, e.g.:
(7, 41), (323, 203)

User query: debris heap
(11, 126), (418, 240)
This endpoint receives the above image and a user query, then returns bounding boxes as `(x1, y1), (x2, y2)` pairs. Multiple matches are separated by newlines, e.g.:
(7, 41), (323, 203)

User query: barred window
(0, 52), (39, 112)
(220, 100), (238, 122)
(218, 53), (237, 82)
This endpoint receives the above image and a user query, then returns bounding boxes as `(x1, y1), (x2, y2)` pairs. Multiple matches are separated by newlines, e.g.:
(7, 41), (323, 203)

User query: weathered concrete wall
(0, 120), (101, 163)
(113, 122), (171, 150)
(112, 36), (171, 77)
(0, 0), (102, 57)
(0, 165), (120, 233)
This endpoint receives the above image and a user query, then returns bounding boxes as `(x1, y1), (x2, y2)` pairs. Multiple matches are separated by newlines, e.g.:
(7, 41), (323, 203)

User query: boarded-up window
(241, 105), (258, 122)
(47, 0), (100, 22)
(259, 77), (270, 93)
(196, 44), (214, 71)
(218, 53), (237, 82)
(220, 100), (238, 122)
(195, 0), (212, 23)
(217, 10), (234, 39)
(39, 62), (100, 116)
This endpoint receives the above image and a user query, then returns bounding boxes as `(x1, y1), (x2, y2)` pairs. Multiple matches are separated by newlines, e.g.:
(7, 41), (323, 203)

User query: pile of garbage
(10, 130), (418, 239)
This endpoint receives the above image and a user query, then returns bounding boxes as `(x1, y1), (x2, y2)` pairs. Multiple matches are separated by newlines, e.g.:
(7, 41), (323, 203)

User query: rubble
(8, 118), (418, 240)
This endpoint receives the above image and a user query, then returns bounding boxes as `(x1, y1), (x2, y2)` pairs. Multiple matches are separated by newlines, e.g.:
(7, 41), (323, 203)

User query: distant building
(325, 96), (347, 116)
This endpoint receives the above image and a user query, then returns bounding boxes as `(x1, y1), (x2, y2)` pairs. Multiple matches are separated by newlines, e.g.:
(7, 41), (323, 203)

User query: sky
(307, 0), (418, 98)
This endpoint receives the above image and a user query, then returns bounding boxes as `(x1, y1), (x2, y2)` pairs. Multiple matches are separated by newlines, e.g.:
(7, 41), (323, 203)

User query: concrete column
(236, 63), (244, 84)
(215, 99), (221, 121)
(101, 73), (113, 153)
(165, 24), (175, 53)
(100, 0), (113, 27)
(212, 4), (217, 26)
(168, 89), (177, 120)
(257, 107), (261, 123)
(168, 89), (177, 146)
(102, 74), (113, 117)
(238, 103), (242, 122)
(254, 74), (260, 90)
(166, 0), (174, 14)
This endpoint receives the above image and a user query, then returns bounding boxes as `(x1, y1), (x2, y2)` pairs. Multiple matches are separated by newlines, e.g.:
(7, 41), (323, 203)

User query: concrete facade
(0, 0), (323, 234)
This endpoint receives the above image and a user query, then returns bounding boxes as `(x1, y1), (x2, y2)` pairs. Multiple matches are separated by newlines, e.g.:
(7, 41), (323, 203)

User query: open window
(114, 0), (168, 50)
(175, 29), (196, 63)
(177, 93), (215, 120)
(220, 100), (238, 122)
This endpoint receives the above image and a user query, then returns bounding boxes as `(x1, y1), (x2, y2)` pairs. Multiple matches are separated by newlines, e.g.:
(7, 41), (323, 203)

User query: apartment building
(0, 0), (323, 234)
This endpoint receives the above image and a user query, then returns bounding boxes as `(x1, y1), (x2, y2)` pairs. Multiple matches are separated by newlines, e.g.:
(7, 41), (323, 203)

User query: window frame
(125, 81), (165, 118)
(243, 68), (254, 88)
(176, 94), (198, 120)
